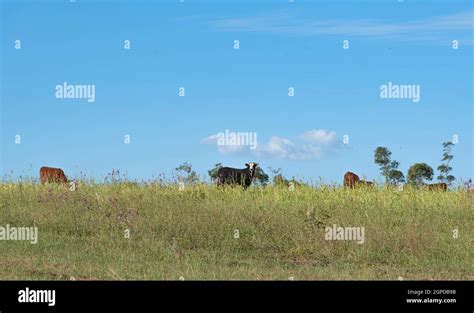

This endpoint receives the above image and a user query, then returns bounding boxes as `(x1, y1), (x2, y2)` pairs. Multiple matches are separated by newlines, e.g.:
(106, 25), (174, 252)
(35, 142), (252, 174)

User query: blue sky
(1, 0), (473, 184)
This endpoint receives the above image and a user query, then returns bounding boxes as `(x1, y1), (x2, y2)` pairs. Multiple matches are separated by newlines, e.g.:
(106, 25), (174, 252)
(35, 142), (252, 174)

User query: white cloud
(201, 129), (342, 160)
(299, 129), (337, 144)
(256, 136), (296, 159)
(255, 136), (324, 160)
(200, 134), (219, 144)
(200, 134), (246, 154)
(211, 11), (473, 42)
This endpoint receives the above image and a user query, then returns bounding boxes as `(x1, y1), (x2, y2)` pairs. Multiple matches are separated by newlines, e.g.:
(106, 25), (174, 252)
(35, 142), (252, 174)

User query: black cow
(217, 162), (258, 189)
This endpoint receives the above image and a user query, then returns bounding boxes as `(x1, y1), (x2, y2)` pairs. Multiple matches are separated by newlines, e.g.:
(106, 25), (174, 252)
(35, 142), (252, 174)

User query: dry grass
(0, 182), (472, 280)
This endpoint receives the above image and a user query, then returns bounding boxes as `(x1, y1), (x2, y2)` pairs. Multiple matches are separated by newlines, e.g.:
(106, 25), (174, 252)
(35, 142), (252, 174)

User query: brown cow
(40, 166), (68, 184)
(343, 171), (360, 188)
(428, 183), (447, 191)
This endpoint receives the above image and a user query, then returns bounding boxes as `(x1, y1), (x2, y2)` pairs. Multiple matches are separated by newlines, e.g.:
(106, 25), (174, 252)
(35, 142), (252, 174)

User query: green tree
(273, 174), (289, 187)
(207, 163), (223, 181)
(267, 167), (306, 188)
(268, 167), (288, 186)
(254, 166), (270, 186)
(175, 162), (199, 184)
(388, 169), (405, 184)
(407, 163), (434, 186)
(374, 147), (403, 184)
(437, 141), (455, 185)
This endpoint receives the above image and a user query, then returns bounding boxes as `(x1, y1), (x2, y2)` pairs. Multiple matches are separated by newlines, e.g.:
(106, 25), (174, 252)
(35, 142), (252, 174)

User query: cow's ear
(245, 163), (249, 167)
(254, 163), (259, 167)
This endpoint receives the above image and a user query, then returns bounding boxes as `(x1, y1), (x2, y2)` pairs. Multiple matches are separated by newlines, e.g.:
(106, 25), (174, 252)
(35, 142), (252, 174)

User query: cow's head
(245, 162), (258, 177)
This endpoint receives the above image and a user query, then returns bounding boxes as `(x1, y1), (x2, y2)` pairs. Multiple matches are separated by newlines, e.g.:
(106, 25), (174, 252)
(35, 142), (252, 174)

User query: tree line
(174, 141), (456, 187)
(375, 141), (456, 186)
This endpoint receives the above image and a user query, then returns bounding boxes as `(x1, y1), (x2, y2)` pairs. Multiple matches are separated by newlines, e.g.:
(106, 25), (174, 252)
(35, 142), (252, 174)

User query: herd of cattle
(39, 163), (448, 191)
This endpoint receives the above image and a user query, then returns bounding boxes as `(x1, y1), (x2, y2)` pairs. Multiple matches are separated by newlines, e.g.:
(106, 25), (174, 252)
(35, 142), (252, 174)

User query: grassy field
(0, 182), (473, 280)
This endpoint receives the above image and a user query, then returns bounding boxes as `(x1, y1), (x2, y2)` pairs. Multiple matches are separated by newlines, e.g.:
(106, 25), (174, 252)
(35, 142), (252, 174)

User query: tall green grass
(0, 183), (472, 280)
